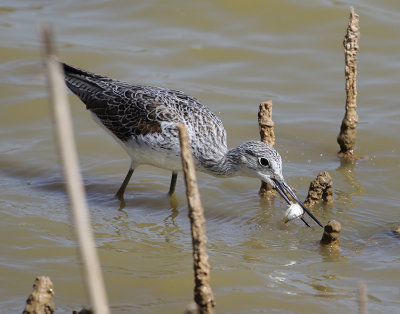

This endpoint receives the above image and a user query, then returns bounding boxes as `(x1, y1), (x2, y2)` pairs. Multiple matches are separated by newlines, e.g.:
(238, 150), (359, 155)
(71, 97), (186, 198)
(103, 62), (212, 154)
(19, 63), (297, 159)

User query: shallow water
(1, 0), (400, 313)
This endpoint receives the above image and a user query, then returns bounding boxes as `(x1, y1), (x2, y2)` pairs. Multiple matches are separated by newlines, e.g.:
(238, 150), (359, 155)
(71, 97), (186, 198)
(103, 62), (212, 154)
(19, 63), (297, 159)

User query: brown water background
(1, 0), (399, 313)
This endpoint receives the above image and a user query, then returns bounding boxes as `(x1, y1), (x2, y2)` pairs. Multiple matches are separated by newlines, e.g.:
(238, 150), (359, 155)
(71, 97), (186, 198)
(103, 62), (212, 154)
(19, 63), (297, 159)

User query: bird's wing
(63, 63), (228, 160)
(63, 63), (179, 142)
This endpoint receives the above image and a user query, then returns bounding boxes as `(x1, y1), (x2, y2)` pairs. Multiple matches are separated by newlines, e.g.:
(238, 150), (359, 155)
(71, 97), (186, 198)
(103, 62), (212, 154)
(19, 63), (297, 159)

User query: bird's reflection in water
(112, 192), (184, 244)
(162, 205), (182, 243)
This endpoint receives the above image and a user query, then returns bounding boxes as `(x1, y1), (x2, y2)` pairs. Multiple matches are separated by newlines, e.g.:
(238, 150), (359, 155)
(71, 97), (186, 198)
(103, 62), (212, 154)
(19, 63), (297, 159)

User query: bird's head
(235, 141), (283, 184)
(236, 141), (323, 228)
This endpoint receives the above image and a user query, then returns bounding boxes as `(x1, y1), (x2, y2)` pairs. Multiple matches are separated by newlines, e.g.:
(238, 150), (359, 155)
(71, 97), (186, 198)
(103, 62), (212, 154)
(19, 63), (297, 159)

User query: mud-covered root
(258, 101), (275, 147)
(320, 220), (341, 250)
(304, 171), (333, 208)
(337, 7), (360, 161)
(23, 276), (55, 314)
(258, 101), (277, 199)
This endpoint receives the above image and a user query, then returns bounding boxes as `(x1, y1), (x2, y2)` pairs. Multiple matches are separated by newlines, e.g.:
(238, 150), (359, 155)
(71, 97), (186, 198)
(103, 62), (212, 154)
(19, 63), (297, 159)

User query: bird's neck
(202, 146), (242, 177)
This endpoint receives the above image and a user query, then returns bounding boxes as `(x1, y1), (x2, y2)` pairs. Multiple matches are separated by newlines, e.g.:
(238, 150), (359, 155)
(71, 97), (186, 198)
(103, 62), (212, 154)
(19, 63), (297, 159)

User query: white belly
(91, 113), (220, 174)
(123, 140), (183, 171)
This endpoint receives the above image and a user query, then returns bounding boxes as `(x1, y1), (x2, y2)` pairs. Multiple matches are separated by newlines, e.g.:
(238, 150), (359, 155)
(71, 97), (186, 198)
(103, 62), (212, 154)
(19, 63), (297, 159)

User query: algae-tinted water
(1, 1), (400, 312)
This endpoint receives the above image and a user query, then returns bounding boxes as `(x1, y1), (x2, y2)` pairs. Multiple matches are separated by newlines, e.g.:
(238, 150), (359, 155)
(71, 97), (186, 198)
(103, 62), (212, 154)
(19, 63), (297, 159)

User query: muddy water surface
(1, 0), (400, 313)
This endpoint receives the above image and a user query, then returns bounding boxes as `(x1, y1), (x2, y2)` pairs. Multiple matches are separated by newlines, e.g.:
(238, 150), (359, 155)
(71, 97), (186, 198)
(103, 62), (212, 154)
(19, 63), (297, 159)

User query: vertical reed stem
(337, 7), (360, 160)
(258, 101), (276, 198)
(41, 24), (110, 314)
(178, 123), (215, 314)
(358, 282), (368, 314)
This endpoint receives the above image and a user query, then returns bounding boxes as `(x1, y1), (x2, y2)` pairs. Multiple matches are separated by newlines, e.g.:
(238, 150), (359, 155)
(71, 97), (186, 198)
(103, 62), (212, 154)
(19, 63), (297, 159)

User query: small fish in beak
(284, 203), (304, 223)
(271, 178), (323, 228)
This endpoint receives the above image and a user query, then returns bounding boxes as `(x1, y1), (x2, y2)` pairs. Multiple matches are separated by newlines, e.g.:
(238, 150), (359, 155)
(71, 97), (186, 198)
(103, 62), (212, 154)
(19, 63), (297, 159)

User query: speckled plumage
(63, 63), (226, 173)
(63, 63), (323, 228)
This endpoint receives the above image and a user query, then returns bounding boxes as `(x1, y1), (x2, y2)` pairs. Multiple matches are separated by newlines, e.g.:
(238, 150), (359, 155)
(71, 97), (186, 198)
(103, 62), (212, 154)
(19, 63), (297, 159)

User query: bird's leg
(116, 164), (134, 200)
(168, 171), (178, 195)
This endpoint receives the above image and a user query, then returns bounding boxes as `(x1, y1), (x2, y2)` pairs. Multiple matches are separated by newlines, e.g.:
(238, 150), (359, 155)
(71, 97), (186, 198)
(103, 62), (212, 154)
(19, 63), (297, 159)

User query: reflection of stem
(337, 160), (364, 205)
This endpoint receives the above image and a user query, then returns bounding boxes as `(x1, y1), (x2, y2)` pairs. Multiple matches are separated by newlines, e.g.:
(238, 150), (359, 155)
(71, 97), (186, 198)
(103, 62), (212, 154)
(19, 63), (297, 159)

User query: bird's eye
(258, 157), (270, 167)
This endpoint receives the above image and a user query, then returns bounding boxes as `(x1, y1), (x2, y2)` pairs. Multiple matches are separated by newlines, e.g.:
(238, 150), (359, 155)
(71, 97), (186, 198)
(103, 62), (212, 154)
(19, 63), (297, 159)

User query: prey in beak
(271, 178), (323, 228)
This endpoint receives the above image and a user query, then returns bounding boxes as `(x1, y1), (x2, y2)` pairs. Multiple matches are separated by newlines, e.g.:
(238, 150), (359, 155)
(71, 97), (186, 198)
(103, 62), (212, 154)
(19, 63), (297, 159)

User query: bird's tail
(62, 63), (116, 109)
(62, 63), (113, 82)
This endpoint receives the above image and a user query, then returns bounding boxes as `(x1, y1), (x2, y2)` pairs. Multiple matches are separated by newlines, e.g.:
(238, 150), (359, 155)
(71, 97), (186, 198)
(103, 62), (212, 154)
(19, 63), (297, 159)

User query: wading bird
(63, 63), (322, 227)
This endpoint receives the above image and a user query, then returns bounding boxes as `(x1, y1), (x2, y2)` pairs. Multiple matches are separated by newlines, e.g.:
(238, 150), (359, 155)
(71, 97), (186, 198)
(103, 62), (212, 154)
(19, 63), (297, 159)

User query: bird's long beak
(271, 178), (323, 228)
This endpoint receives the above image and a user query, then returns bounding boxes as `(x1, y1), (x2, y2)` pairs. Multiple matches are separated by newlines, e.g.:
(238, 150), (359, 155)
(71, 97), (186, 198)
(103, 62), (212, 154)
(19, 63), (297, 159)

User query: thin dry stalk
(23, 276), (55, 314)
(337, 7), (360, 160)
(41, 24), (110, 314)
(258, 101), (277, 198)
(178, 123), (215, 314)
(358, 282), (368, 314)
